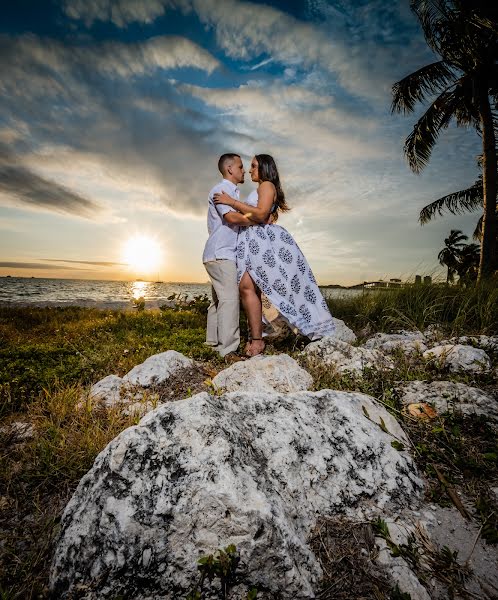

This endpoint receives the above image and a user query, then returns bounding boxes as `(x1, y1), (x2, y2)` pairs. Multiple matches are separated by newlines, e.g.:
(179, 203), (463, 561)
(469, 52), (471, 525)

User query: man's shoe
(223, 352), (246, 364)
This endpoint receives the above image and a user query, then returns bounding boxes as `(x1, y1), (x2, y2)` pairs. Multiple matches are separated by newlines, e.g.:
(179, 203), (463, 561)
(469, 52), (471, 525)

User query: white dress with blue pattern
(236, 190), (334, 339)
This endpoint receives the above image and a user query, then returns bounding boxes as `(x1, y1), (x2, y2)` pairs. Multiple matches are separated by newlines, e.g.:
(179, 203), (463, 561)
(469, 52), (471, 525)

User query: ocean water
(0, 277), (360, 309)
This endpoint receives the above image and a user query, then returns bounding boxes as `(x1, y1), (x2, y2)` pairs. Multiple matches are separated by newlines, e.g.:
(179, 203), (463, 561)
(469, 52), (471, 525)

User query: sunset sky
(0, 0), (482, 285)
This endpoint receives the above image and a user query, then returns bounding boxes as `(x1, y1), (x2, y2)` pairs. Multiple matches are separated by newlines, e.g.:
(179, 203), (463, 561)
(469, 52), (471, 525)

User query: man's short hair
(218, 153), (240, 176)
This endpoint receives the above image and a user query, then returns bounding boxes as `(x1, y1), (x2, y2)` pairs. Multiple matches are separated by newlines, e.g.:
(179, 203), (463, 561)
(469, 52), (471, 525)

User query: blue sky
(0, 0), (483, 285)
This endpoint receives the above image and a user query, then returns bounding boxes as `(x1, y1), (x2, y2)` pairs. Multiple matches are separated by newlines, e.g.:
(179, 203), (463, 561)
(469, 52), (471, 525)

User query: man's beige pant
(204, 259), (240, 357)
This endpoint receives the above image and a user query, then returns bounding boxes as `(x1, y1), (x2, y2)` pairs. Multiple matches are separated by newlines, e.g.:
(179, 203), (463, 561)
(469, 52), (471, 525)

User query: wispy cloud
(62, 0), (169, 28)
(0, 261), (85, 270)
(42, 259), (127, 266)
(0, 147), (105, 219)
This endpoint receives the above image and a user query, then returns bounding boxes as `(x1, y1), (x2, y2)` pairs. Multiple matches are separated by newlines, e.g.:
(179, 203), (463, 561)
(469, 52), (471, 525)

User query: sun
(123, 235), (162, 275)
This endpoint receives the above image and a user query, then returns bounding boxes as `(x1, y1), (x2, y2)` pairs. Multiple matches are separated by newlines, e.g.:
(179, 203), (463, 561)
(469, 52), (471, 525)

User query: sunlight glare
(123, 235), (162, 275)
(131, 280), (149, 300)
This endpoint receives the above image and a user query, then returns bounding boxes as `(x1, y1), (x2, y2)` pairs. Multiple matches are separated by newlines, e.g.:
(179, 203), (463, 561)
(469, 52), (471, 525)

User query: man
(203, 153), (251, 361)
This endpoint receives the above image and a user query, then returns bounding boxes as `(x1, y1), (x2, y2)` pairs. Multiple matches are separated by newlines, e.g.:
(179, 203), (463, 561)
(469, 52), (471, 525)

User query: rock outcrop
(423, 344), (491, 373)
(212, 354), (313, 393)
(364, 331), (427, 354)
(123, 350), (195, 387)
(50, 389), (422, 599)
(397, 380), (498, 425)
(87, 351), (199, 414)
(302, 338), (394, 374)
(329, 317), (357, 344)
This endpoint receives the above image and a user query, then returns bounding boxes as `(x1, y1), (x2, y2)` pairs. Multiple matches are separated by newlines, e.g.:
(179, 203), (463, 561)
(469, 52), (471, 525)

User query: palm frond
(411, 0), (452, 55)
(404, 87), (464, 173)
(419, 180), (483, 224)
(391, 61), (456, 114)
(473, 214), (483, 240)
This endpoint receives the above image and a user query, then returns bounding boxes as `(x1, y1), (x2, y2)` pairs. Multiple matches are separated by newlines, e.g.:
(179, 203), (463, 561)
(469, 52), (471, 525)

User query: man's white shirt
(202, 179), (240, 263)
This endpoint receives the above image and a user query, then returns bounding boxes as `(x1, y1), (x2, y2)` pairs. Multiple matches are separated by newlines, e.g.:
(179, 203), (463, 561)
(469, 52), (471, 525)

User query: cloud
(42, 259), (127, 266)
(62, 0), (432, 103)
(0, 261), (85, 270)
(63, 0), (168, 27)
(0, 33), (219, 101)
(0, 147), (105, 219)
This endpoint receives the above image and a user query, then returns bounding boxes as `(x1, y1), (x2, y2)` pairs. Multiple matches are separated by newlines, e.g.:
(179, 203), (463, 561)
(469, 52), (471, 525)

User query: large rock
(302, 338), (394, 375)
(397, 380), (498, 424)
(423, 344), (491, 373)
(364, 331), (427, 354)
(212, 354), (313, 393)
(50, 390), (422, 599)
(123, 350), (195, 387)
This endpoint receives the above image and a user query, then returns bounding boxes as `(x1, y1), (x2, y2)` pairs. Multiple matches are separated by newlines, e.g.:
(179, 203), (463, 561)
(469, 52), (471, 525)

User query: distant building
(364, 279), (403, 289)
(424, 276), (432, 285)
(415, 275), (422, 285)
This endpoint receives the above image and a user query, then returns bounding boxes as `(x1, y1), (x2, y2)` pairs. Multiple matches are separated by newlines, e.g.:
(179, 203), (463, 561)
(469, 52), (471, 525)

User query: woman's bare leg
(239, 272), (265, 356)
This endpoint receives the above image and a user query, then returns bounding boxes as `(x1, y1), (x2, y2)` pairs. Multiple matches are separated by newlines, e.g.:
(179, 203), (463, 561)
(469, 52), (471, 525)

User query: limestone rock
(302, 338), (394, 374)
(376, 537), (431, 600)
(423, 344), (491, 373)
(0, 421), (35, 442)
(439, 335), (498, 352)
(123, 350), (195, 387)
(50, 389), (422, 599)
(397, 380), (498, 424)
(212, 354), (313, 393)
(329, 317), (357, 344)
(364, 331), (427, 354)
(89, 375), (129, 407)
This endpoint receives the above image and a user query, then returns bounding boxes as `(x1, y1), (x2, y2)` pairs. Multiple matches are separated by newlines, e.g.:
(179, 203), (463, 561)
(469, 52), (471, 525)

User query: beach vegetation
(0, 286), (497, 598)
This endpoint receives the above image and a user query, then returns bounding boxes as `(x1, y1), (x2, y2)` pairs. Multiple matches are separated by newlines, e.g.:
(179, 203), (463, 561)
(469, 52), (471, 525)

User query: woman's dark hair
(255, 154), (290, 221)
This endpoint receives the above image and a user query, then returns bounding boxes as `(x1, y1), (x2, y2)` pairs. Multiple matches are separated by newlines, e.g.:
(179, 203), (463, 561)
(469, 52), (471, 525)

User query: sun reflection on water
(131, 280), (149, 300)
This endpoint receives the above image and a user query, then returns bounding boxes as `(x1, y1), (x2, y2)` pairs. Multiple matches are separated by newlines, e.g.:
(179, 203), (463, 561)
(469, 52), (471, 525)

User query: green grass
(0, 305), (220, 416)
(327, 282), (498, 335)
(0, 283), (497, 598)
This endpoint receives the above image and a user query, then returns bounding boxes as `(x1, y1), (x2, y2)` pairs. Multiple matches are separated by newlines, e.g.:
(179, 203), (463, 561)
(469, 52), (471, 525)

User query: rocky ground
(1, 311), (497, 599)
(15, 319), (492, 599)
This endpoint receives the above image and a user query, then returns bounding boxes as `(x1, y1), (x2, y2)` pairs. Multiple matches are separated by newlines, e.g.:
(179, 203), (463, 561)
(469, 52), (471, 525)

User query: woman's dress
(236, 190), (334, 339)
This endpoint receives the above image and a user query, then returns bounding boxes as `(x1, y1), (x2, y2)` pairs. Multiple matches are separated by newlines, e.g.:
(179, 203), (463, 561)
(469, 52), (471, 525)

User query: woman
(214, 154), (334, 357)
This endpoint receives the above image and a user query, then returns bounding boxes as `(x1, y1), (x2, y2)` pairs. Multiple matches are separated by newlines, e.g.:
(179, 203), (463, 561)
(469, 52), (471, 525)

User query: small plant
(133, 296), (146, 311)
(186, 544), (257, 599)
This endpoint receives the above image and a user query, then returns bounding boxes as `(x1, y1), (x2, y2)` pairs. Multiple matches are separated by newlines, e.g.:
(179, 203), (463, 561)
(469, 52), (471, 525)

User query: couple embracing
(202, 153), (334, 361)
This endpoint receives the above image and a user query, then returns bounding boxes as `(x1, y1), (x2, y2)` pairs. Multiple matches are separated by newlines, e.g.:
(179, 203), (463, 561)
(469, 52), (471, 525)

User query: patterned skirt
(236, 224), (334, 339)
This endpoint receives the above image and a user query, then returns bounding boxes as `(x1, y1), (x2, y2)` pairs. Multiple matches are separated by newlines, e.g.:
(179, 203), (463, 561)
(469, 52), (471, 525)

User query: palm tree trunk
(478, 86), (498, 281)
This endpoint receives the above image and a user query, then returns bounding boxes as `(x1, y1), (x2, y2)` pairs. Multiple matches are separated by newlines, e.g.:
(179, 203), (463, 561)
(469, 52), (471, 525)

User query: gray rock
(376, 537), (431, 600)
(329, 317), (357, 344)
(423, 324), (445, 344)
(397, 380), (498, 424)
(302, 338), (394, 375)
(439, 335), (498, 352)
(87, 374), (158, 416)
(364, 331), (427, 354)
(123, 350), (195, 387)
(0, 421), (35, 442)
(50, 389), (422, 599)
(423, 344), (491, 373)
(212, 354), (313, 393)
(89, 375), (129, 407)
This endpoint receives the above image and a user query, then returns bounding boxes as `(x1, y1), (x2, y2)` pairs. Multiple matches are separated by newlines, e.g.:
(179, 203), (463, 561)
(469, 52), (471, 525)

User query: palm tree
(456, 242), (480, 284)
(419, 157), (498, 243)
(438, 229), (468, 282)
(391, 0), (498, 280)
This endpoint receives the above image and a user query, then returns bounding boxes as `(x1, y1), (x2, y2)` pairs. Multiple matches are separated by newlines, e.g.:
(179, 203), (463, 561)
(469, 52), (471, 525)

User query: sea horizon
(0, 276), (360, 309)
